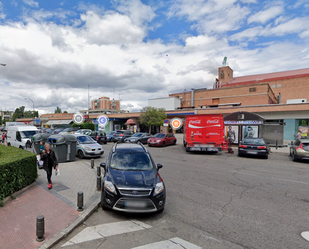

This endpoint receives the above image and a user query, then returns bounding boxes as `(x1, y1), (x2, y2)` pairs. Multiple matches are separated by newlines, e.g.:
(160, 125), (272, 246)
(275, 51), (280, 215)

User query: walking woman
(41, 143), (58, 189)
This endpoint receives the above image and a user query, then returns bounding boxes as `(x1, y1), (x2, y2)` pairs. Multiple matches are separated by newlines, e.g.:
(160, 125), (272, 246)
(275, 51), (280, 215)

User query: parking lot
(55, 141), (309, 249)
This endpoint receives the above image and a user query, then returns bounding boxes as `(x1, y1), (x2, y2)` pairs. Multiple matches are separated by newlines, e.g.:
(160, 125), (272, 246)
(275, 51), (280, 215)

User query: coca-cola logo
(207, 119), (219, 124)
(189, 120), (201, 124)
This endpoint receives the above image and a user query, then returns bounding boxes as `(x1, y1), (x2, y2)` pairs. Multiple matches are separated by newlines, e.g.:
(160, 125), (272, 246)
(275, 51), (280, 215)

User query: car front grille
(118, 189), (152, 196)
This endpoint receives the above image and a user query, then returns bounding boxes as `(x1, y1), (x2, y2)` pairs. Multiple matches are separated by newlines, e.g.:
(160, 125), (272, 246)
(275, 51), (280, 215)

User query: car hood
(148, 137), (162, 141)
(109, 169), (156, 188)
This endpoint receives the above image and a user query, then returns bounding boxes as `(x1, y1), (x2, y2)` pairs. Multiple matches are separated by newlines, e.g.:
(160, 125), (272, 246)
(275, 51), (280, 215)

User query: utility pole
(88, 85), (89, 114)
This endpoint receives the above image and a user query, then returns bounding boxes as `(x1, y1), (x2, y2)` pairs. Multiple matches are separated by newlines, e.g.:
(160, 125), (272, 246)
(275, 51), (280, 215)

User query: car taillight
(96, 136), (99, 140)
(239, 145), (247, 148)
(257, 146), (267, 149)
(120, 134), (124, 137)
(296, 144), (303, 150)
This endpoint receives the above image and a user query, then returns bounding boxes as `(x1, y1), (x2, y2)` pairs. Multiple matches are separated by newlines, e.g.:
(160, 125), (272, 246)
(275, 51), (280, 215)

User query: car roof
(113, 143), (148, 153)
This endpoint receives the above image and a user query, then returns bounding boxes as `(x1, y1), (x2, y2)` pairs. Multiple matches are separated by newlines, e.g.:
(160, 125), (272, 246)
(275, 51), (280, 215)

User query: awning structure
(46, 120), (73, 125)
(125, 119), (135, 125)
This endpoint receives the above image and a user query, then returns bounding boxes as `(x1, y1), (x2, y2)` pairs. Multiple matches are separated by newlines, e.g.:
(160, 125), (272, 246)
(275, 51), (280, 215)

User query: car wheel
(104, 141), (107, 144)
(78, 150), (85, 159)
(238, 152), (242, 157)
(101, 194), (110, 210)
(19, 146), (24, 150)
(7, 143), (11, 146)
(289, 149), (293, 157)
(173, 140), (177, 145)
(162, 142), (165, 147)
(292, 152), (298, 162)
(264, 155), (268, 159)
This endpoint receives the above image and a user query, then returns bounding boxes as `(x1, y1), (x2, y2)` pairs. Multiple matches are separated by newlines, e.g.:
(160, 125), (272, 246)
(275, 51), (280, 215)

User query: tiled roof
(228, 68), (309, 85)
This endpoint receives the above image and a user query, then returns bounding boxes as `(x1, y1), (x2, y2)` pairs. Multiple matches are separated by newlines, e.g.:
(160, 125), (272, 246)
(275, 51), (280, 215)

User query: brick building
(91, 97), (120, 111)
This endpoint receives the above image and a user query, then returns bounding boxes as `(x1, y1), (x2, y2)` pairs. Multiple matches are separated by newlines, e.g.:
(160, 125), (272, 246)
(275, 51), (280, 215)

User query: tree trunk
(149, 125), (151, 134)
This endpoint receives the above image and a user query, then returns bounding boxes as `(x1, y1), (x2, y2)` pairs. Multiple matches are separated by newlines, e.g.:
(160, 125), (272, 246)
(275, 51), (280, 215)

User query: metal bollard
(97, 176), (102, 190)
(36, 215), (45, 242)
(77, 191), (84, 212)
(91, 158), (94, 169)
(276, 140), (278, 150)
(97, 166), (101, 176)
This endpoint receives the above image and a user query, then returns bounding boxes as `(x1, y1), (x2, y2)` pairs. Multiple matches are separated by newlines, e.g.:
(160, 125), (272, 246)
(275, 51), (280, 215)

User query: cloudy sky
(0, 0), (308, 114)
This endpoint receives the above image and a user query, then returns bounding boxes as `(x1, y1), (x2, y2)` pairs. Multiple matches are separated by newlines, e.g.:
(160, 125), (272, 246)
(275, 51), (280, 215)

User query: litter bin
(47, 134), (77, 163)
(33, 133), (51, 154)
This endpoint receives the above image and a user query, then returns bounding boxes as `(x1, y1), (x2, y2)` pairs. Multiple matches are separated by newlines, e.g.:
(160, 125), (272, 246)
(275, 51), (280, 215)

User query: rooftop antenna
(222, 56), (227, 66)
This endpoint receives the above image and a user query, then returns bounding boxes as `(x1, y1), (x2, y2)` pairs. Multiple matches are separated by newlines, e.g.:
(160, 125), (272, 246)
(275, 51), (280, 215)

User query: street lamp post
(25, 98), (35, 123)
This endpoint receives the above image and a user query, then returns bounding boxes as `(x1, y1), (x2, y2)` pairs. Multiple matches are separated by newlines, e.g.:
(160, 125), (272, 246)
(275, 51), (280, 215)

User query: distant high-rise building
(91, 97), (120, 111)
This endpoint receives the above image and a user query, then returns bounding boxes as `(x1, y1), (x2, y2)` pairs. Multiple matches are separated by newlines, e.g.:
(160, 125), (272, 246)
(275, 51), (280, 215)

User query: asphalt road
(55, 142), (309, 249)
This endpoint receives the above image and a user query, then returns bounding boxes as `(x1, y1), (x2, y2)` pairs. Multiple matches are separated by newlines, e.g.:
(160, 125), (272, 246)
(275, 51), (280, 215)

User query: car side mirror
(100, 162), (106, 170)
(157, 164), (163, 170)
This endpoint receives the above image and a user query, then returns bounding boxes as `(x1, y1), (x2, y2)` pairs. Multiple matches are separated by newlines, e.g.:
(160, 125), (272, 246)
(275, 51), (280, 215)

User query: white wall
(148, 97), (181, 110)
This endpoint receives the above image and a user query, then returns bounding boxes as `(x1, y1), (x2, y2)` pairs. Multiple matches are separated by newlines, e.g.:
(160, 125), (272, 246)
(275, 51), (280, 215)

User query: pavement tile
(0, 185), (79, 249)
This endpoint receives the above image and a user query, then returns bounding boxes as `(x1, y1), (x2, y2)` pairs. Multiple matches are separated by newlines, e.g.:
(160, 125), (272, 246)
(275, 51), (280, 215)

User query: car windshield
(154, 134), (165, 138)
(21, 130), (37, 138)
(302, 143), (309, 151)
(107, 131), (116, 135)
(131, 133), (143, 137)
(243, 138), (265, 145)
(62, 128), (70, 132)
(110, 152), (154, 171)
(77, 136), (95, 144)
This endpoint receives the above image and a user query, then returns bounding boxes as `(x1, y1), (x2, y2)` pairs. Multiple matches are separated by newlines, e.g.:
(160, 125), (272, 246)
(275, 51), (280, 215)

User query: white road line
(61, 220), (152, 247)
(131, 237), (202, 249)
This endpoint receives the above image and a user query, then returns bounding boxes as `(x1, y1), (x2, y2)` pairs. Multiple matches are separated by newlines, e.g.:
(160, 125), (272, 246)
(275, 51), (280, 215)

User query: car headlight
(104, 181), (117, 194)
(156, 140), (161, 142)
(154, 182), (164, 196)
(85, 147), (91, 152)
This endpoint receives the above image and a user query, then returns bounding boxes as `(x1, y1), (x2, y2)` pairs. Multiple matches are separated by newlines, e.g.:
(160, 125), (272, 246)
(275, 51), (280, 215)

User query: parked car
(90, 131), (107, 144)
(75, 129), (92, 135)
(59, 127), (80, 135)
(290, 139), (309, 161)
(52, 128), (64, 134)
(112, 130), (133, 143)
(73, 134), (104, 159)
(42, 128), (54, 134)
(125, 133), (152, 144)
(106, 131), (117, 142)
(100, 142), (166, 213)
(36, 127), (44, 133)
(238, 138), (270, 159)
(147, 133), (176, 147)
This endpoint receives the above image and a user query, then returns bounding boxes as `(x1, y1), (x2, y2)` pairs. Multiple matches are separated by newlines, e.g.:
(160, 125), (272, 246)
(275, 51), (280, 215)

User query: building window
(249, 87), (256, 92)
(277, 84), (281, 88)
(221, 70), (224, 79)
(271, 85), (276, 88)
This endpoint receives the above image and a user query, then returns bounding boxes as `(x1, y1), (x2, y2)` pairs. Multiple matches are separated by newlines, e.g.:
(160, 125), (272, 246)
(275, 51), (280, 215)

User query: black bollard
(77, 191), (84, 212)
(97, 176), (102, 190)
(97, 166), (101, 176)
(276, 140), (278, 150)
(36, 215), (45, 242)
(91, 158), (94, 169)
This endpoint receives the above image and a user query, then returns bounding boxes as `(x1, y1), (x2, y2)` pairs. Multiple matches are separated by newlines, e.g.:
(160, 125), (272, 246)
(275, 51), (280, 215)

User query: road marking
(61, 220), (152, 247)
(131, 237), (202, 249)
(301, 231), (309, 242)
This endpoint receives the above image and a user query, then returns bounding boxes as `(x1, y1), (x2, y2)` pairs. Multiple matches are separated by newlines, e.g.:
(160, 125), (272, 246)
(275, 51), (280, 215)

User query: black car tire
(292, 152), (298, 162)
(173, 140), (177, 145)
(162, 142), (165, 147)
(78, 150), (85, 159)
(101, 196), (109, 210)
(238, 152), (242, 157)
(264, 155), (268, 159)
(289, 149), (293, 157)
(104, 141), (107, 144)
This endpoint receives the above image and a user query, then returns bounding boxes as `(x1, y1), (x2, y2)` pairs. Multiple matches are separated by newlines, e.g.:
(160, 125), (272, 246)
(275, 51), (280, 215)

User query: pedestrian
(295, 130), (301, 140)
(39, 141), (45, 154)
(40, 143), (58, 189)
(1, 133), (4, 144)
(4, 132), (7, 146)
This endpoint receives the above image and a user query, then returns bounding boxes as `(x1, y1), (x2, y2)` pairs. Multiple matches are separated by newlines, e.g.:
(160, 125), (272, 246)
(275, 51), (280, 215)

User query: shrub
(0, 144), (37, 204)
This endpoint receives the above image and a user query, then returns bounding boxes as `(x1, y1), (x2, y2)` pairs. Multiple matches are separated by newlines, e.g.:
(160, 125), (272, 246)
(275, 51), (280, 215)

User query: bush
(0, 144), (37, 204)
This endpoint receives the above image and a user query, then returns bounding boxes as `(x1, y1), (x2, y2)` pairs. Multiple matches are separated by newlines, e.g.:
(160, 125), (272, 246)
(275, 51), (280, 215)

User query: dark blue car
(100, 143), (166, 213)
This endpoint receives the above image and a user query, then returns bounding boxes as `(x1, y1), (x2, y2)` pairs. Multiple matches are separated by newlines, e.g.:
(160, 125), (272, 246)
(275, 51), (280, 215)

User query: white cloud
(248, 4), (284, 24)
(22, 0), (38, 8)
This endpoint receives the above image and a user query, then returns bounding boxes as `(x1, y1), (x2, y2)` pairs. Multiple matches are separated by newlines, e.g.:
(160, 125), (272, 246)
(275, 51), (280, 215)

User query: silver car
(74, 134), (104, 159)
(290, 139), (309, 161)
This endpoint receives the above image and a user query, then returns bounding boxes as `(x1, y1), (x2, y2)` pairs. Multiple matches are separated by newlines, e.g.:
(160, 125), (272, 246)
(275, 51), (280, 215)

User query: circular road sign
(170, 118), (183, 130)
(73, 113), (84, 125)
(97, 115), (108, 127)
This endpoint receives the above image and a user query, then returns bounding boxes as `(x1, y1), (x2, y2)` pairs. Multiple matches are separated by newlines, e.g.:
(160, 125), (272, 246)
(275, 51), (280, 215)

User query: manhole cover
(53, 183), (70, 192)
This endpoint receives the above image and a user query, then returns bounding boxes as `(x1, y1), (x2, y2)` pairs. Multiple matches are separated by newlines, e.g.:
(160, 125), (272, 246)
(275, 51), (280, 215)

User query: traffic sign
(170, 118), (183, 130)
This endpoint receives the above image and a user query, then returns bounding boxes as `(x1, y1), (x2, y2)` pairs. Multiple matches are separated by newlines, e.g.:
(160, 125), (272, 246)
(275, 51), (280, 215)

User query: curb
(38, 192), (101, 249)
(2, 182), (37, 206)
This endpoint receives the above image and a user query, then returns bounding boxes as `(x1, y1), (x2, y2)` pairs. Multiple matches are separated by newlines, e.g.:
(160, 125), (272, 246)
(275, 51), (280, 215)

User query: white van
(7, 125), (38, 149)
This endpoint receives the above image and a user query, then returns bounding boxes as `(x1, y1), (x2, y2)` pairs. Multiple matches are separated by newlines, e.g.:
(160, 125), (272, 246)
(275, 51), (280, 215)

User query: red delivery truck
(183, 114), (227, 152)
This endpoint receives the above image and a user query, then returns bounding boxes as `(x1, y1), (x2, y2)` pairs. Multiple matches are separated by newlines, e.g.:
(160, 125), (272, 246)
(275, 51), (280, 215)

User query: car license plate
(207, 147), (218, 152)
(247, 151), (258, 154)
(125, 201), (147, 208)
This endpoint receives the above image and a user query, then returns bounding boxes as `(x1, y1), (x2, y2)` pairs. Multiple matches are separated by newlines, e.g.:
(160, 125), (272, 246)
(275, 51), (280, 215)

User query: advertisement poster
(298, 126), (308, 138)
(243, 126), (259, 139)
(225, 126), (239, 144)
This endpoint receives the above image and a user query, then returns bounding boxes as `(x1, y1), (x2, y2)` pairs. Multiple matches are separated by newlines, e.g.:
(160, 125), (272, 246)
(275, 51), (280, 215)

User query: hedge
(0, 144), (37, 204)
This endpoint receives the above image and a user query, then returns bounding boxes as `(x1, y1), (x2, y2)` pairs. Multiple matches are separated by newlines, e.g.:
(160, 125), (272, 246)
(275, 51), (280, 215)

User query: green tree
(63, 111), (68, 113)
(24, 110), (39, 118)
(140, 106), (167, 133)
(12, 106), (25, 121)
(72, 122), (94, 131)
(55, 107), (62, 113)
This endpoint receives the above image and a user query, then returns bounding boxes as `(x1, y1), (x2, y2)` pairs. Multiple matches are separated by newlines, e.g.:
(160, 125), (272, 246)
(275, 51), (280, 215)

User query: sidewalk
(0, 158), (101, 249)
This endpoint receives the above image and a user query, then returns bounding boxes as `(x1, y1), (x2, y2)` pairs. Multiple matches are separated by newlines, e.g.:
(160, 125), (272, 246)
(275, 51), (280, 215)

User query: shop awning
(125, 119), (135, 125)
(46, 120), (73, 125)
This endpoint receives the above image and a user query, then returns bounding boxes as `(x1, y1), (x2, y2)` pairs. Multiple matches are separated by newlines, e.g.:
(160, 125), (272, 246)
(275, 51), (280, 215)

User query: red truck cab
(183, 114), (226, 152)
